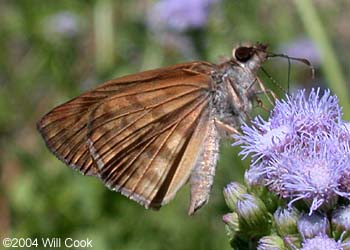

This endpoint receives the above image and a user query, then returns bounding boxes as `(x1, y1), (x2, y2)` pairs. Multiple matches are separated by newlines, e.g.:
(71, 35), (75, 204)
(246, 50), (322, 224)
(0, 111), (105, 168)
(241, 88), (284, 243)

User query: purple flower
(267, 137), (349, 213)
(297, 213), (330, 240)
(300, 234), (349, 250)
(234, 88), (350, 214)
(235, 89), (342, 162)
(297, 213), (350, 250)
(43, 11), (81, 38)
(281, 38), (322, 66)
(234, 117), (294, 162)
(147, 0), (218, 32)
(271, 88), (342, 134)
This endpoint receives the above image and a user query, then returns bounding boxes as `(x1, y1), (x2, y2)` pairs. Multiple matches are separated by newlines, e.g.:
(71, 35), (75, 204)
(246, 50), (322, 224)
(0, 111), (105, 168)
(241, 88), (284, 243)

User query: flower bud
(236, 194), (270, 236)
(283, 234), (302, 249)
(257, 235), (286, 250)
(298, 213), (330, 240)
(223, 212), (239, 236)
(331, 206), (350, 239)
(223, 182), (247, 211)
(274, 207), (299, 236)
(342, 237), (350, 250)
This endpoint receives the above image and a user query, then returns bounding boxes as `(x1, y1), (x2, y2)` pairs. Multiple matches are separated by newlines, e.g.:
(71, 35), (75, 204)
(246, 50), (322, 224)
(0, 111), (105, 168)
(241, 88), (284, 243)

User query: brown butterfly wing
(37, 61), (216, 208)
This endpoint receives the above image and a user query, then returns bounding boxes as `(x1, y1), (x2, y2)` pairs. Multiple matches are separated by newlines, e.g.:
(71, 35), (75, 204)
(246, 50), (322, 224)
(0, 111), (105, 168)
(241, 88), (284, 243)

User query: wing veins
(148, 99), (208, 202)
(46, 87), (203, 165)
(94, 82), (207, 104)
(112, 95), (209, 200)
(104, 135), (158, 185)
(93, 94), (206, 163)
(89, 88), (205, 148)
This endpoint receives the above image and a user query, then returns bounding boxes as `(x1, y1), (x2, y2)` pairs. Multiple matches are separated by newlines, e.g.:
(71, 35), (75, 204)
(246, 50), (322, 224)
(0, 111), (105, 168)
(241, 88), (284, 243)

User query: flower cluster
(234, 88), (350, 214)
(223, 88), (350, 249)
(223, 182), (350, 249)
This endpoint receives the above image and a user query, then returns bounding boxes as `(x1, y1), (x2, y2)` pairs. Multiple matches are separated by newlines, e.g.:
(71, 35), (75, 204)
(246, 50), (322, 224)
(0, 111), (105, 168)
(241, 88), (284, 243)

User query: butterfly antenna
(287, 56), (291, 94)
(261, 67), (287, 95)
(268, 52), (315, 81)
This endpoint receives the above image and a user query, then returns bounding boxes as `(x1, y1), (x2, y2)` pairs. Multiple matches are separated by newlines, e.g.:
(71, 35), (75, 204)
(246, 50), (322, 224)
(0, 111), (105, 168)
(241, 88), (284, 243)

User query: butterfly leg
(214, 118), (240, 135)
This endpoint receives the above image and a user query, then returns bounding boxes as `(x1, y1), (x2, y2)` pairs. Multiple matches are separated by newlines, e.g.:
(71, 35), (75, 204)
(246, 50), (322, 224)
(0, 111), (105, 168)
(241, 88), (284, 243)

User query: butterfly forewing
(38, 61), (215, 208)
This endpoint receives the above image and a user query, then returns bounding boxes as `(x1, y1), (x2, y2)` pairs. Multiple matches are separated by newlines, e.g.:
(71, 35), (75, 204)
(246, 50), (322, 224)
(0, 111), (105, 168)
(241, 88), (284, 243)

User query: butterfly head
(214, 43), (269, 125)
(232, 43), (268, 73)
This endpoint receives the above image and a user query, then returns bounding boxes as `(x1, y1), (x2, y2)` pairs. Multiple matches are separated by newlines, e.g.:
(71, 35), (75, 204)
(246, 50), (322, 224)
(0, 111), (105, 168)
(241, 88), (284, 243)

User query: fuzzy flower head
(271, 88), (342, 134)
(234, 88), (350, 214)
(301, 235), (347, 250)
(267, 138), (349, 213)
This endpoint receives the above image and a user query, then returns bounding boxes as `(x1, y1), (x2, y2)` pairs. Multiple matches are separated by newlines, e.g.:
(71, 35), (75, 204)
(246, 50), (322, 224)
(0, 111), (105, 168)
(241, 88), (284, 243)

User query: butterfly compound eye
(235, 46), (254, 62)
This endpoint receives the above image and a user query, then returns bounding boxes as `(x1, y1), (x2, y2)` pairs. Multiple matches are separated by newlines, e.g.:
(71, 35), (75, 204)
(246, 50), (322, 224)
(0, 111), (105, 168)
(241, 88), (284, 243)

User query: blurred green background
(0, 1), (349, 249)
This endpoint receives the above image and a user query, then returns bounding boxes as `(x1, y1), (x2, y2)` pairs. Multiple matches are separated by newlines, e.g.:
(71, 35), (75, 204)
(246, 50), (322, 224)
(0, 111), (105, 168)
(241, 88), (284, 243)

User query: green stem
(94, 0), (115, 74)
(294, 0), (349, 119)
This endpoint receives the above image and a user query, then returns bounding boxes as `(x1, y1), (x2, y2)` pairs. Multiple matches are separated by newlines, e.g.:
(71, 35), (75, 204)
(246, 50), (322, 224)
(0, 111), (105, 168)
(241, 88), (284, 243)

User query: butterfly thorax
(212, 44), (268, 127)
(210, 61), (256, 130)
